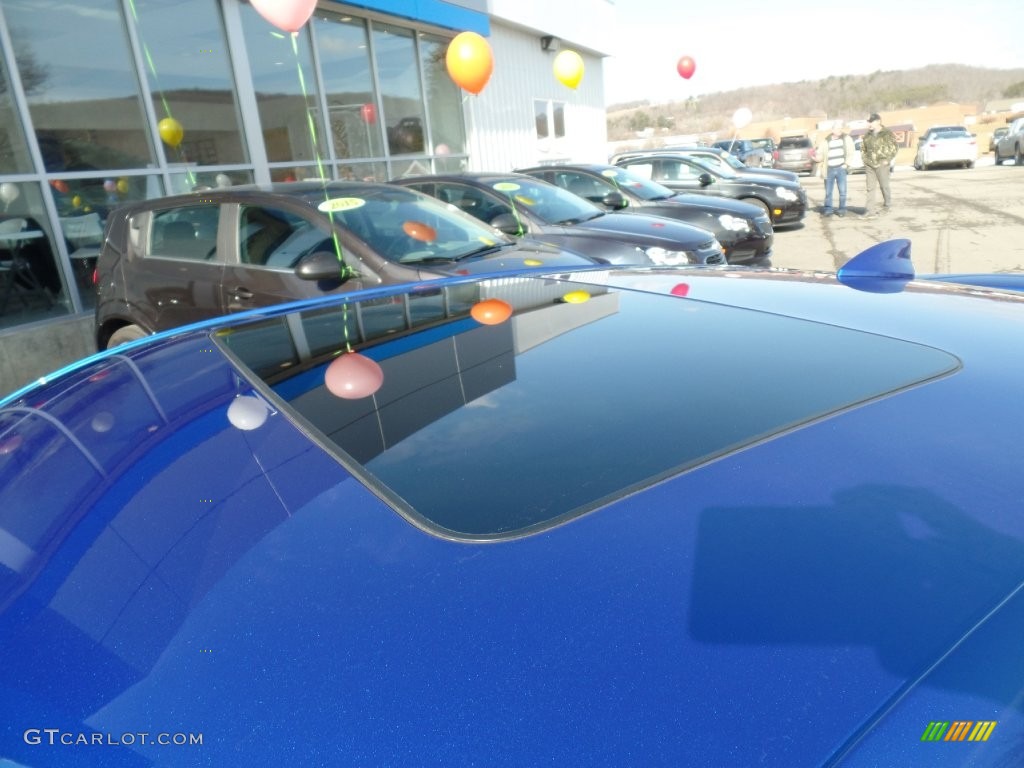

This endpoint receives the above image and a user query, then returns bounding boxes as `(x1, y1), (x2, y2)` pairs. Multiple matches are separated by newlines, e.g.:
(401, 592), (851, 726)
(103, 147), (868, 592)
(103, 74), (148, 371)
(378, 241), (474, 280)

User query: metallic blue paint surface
(2, 259), (1023, 766)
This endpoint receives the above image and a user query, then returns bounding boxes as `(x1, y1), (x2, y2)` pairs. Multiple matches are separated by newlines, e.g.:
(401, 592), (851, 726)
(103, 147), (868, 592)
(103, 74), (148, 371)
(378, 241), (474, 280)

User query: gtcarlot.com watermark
(23, 728), (203, 747)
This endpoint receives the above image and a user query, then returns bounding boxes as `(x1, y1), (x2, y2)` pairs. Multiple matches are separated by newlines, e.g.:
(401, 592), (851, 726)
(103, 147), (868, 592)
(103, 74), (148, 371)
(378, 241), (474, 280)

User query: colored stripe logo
(921, 721), (996, 742)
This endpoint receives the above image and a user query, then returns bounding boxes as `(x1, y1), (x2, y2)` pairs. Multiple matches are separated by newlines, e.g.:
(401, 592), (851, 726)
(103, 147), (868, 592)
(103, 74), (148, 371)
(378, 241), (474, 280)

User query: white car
(914, 128), (978, 170)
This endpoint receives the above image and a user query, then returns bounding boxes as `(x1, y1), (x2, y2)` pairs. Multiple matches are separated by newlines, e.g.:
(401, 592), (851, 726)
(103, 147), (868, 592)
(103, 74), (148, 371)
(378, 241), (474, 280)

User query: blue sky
(599, 0), (1024, 104)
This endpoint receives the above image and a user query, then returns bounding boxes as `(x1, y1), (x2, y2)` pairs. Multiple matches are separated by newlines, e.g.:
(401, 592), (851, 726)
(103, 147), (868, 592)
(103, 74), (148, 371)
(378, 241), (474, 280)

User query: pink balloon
(670, 283), (690, 297)
(324, 352), (384, 399)
(249, 0), (317, 33)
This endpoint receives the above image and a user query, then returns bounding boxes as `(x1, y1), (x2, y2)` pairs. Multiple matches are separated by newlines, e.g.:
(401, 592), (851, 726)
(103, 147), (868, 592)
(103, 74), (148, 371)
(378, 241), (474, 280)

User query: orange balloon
(470, 298), (513, 325)
(446, 31), (494, 95)
(402, 220), (437, 243)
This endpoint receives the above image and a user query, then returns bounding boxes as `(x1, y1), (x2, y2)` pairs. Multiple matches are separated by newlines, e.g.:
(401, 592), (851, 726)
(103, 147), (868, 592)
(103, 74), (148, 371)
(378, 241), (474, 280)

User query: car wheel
(1017, 145), (1024, 166)
(995, 149), (1003, 165)
(107, 324), (148, 349)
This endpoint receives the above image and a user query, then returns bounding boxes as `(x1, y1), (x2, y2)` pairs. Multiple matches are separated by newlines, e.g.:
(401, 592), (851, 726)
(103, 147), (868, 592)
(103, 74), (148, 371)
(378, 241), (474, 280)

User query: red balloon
(670, 283), (690, 297)
(402, 220), (437, 243)
(324, 352), (384, 399)
(361, 103), (376, 124)
(676, 55), (696, 80)
(470, 298), (513, 325)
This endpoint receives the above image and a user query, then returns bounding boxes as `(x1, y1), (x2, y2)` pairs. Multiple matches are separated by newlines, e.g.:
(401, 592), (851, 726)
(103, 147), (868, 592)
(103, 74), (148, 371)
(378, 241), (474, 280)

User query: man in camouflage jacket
(860, 113), (899, 217)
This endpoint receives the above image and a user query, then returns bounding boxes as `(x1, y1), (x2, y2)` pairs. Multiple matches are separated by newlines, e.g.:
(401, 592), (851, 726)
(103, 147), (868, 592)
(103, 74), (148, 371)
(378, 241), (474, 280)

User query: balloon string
(287, 30), (356, 294)
(502, 192), (525, 237)
(128, 0), (194, 187)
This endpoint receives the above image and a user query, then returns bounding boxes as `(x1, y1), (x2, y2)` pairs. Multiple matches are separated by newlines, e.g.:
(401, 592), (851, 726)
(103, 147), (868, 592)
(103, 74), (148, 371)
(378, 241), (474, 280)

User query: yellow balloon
(553, 50), (584, 90)
(71, 195), (82, 208)
(158, 117), (184, 148)
(116, 178), (130, 194)
(562, 290), (590, 304)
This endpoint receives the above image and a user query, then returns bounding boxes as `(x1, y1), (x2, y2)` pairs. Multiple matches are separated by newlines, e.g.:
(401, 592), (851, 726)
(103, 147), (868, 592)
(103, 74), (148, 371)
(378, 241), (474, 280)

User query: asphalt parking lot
(770, 157), (1024, 275)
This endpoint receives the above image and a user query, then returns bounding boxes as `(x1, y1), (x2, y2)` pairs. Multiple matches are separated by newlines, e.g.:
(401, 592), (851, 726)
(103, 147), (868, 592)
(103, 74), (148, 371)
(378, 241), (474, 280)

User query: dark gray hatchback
(94, 181), (598, 349)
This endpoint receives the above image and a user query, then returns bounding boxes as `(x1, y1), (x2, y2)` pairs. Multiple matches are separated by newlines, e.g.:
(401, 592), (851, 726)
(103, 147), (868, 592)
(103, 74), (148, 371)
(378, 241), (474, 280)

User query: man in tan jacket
(816, 121), (856, 217)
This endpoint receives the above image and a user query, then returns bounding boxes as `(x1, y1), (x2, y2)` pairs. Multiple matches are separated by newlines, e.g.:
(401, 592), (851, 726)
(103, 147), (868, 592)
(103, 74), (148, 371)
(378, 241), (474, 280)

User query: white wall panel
(464, 22), (608, 171)
(487, 0), (615, 55)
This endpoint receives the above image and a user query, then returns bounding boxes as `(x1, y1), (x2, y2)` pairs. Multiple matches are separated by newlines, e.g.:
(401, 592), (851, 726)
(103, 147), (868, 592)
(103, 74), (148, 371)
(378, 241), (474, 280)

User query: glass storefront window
(552, 102), (566, 138)
(388, 158), (433, 180)
(535, 100), (549, 140)
(240, 5), (326, 165)
(50, 174), (165, 310)
(433, 156), (468, 174)
(418, 32), (466, 156)
(268, 166), (330, 183)
(5, 0), (155, 172)
(335, 162), (387, 183)
(169, 169), (254, 193)
(129, 0), (249, 167)
(314, 14), (384, 161)
(0, 181), (68, 326)
(372, 24), (426, 157)
(0, 39), (32, 173)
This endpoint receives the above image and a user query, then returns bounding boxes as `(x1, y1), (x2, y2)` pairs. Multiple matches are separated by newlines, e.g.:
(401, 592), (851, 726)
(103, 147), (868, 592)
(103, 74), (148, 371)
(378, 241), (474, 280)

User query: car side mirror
(698, 173), (714, 186)
(603, 191), (629, 210)
(295, 250), (351, 282)
(489, 212), (522, 236)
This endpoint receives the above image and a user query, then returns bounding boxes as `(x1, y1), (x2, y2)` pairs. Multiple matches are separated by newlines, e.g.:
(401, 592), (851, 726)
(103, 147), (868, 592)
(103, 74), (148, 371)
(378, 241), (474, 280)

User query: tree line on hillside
(607, 65), (1024, 141)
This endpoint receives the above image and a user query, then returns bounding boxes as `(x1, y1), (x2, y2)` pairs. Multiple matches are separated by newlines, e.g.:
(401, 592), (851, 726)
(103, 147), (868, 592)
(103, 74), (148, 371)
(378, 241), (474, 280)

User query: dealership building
(0, 0), (613, 395)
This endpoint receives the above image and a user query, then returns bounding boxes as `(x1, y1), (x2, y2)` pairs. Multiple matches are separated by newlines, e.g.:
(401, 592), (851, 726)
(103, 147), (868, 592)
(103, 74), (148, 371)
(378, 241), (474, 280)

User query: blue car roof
(2, 262), (1024, 766)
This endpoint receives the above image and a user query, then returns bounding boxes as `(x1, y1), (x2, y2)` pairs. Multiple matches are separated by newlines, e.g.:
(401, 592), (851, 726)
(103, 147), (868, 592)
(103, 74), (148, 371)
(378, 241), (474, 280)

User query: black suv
(775, 136), (818, 175)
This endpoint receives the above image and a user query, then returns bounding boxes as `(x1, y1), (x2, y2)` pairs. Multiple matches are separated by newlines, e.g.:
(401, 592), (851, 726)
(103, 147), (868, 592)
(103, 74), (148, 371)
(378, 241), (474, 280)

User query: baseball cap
(868, 113), (881, 122)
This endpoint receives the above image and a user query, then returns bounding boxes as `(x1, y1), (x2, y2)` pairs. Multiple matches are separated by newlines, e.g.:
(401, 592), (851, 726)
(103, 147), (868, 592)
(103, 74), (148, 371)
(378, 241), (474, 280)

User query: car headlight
(645, 246), (694, 265)
(717, 214), (752, 232)
(776, 187), (798, 202)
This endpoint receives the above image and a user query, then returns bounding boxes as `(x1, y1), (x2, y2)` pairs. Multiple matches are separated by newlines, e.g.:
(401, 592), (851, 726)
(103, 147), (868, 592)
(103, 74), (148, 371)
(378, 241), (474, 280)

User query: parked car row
(610, 152), (808, 226)
(516, 164), (774, 265)
(87, 139), (824, 351)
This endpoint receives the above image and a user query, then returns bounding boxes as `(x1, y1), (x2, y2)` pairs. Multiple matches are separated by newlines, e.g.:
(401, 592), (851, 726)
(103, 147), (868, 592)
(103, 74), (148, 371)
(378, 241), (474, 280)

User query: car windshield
(491, 177), (603, 225)
(596, 167), (678, 201)
(216, 276), (959, 539)
(301, 185), (517, 264)
(714, 152), (746, 170)
(688, 156), (737, 179)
